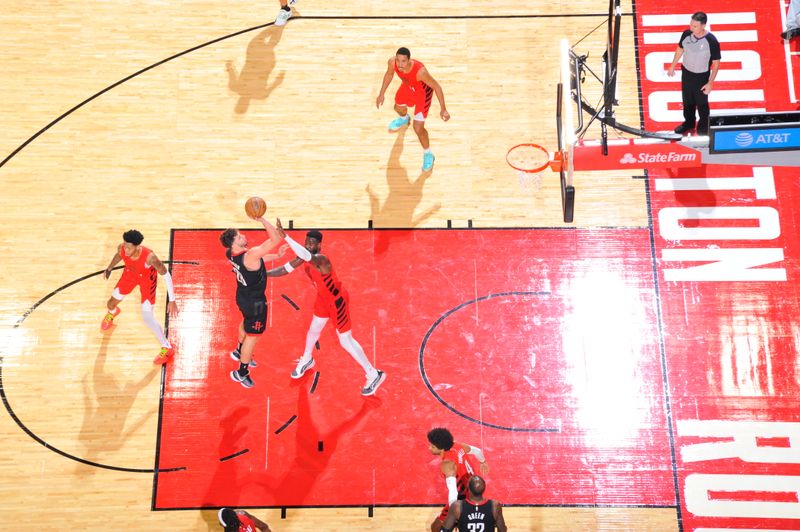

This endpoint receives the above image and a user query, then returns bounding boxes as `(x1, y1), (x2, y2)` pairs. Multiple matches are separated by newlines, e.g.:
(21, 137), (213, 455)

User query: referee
(667, 12), (721, 136)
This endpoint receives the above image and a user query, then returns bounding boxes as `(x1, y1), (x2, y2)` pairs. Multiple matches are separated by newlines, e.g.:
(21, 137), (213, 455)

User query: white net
(517, 170), (543, 193)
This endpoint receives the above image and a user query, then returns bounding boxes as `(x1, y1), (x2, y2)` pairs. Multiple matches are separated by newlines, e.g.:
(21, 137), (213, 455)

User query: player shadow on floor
(367, 128), (441, 256)
(664, 166), (717, 228)
(199, 405), (252, 526)
(226, 25), (286, 114)
(76, 331), (158, 475)
(246, 380), (382, 506)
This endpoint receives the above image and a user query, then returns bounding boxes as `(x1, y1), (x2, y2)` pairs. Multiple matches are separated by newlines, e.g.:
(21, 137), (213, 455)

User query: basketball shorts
(395, 82), (434, 120)
(313, 289), (352, 333)
(115, 268), (158, 304)
(237, 294), (268, 335)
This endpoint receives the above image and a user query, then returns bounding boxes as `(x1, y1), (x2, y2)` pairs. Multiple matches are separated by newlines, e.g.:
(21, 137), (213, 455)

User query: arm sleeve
(162, 271), (176, 302)
(445, 476), (458, 505)
(284, 235), (313, 261)
(467, 444), (486, 463)
(708, 34), (721, 61)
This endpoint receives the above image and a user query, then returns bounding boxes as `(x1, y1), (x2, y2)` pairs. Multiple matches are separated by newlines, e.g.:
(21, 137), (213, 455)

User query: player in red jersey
(376, 47), (450, 171)
(427, 427), (490, 532)
(101, 230), (179, 364)
(218, 507), (271, 531)
(266, 220), (386, 396)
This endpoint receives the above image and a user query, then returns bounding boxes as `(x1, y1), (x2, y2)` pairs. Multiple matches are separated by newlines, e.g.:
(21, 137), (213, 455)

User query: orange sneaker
(100, 307), (121, 331)
(153, 347), (174, 365)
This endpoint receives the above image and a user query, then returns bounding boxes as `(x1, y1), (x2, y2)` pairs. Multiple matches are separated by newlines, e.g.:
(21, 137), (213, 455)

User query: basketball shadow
(367, 131), (441, 255)
(76, 331), (158, 475)
(226, 26), (286, 114)
(247, 382), (382, 506)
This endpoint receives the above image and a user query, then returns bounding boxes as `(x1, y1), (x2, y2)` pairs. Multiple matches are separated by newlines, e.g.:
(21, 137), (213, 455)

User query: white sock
(301, 316), (328, 361)
(141, 302), (171, 349)
(424, 148), (432, 154)
(337, 330), (376, 377)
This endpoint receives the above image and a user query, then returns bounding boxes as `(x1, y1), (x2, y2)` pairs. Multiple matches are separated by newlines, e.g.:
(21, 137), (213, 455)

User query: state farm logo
(735, 132), (754, 147)
(619, 151), (697, 164)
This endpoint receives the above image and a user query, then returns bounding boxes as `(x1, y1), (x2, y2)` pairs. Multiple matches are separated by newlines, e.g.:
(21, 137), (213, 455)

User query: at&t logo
(735, 132), (754, 147)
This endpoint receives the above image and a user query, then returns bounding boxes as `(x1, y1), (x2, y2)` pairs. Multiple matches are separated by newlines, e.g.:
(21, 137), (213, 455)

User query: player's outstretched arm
(249, 217), (282, 259)
(461, 442), (489, 474)
(266, 255), (305, 277)
(276, 217), (312, 262)
(148, 252), (178, 317)
(103, 245), (123, 280)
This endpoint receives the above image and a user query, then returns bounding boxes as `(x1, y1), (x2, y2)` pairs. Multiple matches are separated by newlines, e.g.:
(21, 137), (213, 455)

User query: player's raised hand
(275, 218), (287, 238)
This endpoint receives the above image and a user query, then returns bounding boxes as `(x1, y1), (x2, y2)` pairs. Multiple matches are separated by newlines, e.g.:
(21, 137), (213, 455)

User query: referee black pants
(681, 69), (711, 131)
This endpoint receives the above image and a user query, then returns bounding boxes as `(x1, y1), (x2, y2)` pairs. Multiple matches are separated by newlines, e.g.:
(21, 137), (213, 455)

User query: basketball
(245, 197), (267, 219)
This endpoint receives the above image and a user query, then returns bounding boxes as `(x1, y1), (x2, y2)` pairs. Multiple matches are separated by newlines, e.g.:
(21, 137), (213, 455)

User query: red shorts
(395, 82), (434, 120)
(115, 268), (158, 304)
(313, 289), (352, 333)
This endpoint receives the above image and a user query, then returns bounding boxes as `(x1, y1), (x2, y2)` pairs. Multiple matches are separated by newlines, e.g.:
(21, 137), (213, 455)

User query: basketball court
(1, 0), (799, 530)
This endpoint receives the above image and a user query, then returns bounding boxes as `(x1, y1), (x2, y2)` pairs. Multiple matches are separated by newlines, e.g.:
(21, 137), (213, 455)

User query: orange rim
(506, 143), (553, 173)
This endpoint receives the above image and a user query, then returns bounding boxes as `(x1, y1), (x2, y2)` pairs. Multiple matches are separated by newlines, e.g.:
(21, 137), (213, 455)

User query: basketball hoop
(506, 143), (563, 193)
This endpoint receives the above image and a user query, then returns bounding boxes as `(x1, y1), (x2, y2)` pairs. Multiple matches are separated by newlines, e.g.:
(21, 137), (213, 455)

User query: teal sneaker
(388, 115), (411, 132)
(422, 151), (435, 171)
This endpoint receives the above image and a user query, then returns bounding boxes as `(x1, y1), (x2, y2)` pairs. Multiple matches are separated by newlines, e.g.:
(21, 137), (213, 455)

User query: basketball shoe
(291, 357), (315, 379)
(275, 6), (292, 26)
(422, 151), (435, 171)
(231, 369), (254, 388)
(361, 370), (386, 396)
(230, 348), (258, 368)
(388, 115), (410, 132)
(100, 307), (121, 331)
(153, 347), (174, 365)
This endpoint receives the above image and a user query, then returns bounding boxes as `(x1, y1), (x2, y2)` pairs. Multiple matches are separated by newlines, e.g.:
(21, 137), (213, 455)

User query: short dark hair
(691, 12), (707, 24)
(468, 475), (486, 497)
(123, 229), (144, 246)
(427, 427), (454, 451)
(218, 508), (240, 532)
(307, 230), (323, 242)
(219, 228), (238, 248)
(396, 47), (411, 58)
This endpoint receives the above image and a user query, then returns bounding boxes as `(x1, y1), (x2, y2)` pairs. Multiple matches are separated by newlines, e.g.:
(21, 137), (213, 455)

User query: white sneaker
(275, 7), (292, 26)
(291, 357), (315, 379)
(361, 370), (386, 396)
